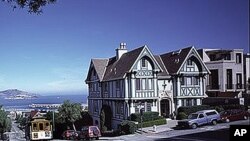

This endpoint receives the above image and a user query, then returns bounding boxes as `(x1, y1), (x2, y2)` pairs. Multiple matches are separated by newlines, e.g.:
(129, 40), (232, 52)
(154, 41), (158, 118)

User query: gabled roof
(30, 110), (39, 118)
(92, 59), (109, 81)
(30, 110), (46, 119)
(154, 55), (169, 77)
(86, 45), (209, 82)
(102, 47), (145, 81)
(160, 47), (192, 74)
(85, 59), (109, 82)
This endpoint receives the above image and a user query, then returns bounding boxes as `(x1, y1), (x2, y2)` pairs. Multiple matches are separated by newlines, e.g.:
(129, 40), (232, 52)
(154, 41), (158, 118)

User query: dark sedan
(220, 109), (249, 122)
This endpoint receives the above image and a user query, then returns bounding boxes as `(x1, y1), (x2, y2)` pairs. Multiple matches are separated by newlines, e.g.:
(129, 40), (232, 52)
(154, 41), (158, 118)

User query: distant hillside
(0, 89), (39, 99)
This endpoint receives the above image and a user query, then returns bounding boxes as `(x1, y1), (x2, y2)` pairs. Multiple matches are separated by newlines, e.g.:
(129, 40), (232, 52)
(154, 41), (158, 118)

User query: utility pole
(52, 110), (55, 132)
(140, 108), (143, 131)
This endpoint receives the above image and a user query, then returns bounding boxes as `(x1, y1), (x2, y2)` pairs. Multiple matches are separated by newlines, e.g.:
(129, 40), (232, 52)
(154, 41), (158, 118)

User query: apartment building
(244, 53), (250, 94)
(85, 43), (209, 130)
(199, 49), (245, 97)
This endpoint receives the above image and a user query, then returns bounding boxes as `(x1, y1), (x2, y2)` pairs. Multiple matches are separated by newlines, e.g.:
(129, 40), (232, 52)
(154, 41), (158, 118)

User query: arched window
(142, 58), (147, 68)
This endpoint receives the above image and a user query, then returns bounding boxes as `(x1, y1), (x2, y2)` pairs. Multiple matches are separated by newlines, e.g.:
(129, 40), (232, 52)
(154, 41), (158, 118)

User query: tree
(57, 100), (82, 131)
(16, 115), (27, 128)
(100, 109), (106, 131)
(2, 0), (56, 14)
(0, 105), (12, 139)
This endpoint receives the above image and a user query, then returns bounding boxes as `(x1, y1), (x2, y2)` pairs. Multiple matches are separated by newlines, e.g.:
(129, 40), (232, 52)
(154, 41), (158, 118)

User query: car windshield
(188, 114), (198, 119)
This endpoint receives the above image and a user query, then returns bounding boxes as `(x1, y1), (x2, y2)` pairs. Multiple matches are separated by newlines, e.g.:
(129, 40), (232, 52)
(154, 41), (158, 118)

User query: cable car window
(33, 123), (38, 131)
(39, 123), (44, 130)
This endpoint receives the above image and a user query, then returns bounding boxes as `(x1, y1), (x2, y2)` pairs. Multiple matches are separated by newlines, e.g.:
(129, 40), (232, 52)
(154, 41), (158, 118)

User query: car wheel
(212, 120), (217, 125)
(225, 119), (230, 123)
(93, 130), (99, 135)
(191, 123), (197, 129)
(243, 116), (248, 120)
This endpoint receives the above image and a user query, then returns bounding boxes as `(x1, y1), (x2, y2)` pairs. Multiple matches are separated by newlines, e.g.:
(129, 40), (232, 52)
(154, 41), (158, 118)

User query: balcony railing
(207, 84), (245, 91)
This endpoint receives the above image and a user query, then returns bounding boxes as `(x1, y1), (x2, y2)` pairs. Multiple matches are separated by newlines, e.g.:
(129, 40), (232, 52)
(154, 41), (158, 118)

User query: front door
(160, 99), (170, 118)
(100, 105), (112, 131)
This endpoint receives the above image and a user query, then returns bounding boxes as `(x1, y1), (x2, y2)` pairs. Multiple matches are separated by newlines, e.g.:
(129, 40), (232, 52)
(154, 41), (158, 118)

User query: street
(8, 119), (249, 141)
(9, 120), (25, 141)
(97, 119), (249, 141)
(154, 128), (229, 141)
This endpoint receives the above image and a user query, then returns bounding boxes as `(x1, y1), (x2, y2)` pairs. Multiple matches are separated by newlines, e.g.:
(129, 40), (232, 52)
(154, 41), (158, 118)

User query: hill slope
(0, 89), (38, 99)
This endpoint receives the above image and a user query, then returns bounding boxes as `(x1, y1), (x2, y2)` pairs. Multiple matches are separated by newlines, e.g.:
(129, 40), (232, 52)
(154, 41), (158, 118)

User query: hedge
(138, 118), (166, 128)
(120, 120), (137, 134)
(128, 112), (160, 122)
(176, 112), (188, 120)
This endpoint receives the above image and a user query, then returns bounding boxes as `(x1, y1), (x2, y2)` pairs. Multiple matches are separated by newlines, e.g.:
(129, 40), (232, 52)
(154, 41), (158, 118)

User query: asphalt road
(154, 128), (230, 141)
(9, 120), (26, 141)
(10, 119), (249, 141)
(96, 119), (250, 141)
(148, 119), (249, 141)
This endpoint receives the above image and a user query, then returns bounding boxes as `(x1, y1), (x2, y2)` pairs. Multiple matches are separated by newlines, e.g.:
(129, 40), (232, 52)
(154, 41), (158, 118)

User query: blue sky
(0, 0), (249, 95)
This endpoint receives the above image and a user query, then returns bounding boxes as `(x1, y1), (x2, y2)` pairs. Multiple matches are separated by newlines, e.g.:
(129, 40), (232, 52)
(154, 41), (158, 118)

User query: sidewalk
(137, 119), (177, 134)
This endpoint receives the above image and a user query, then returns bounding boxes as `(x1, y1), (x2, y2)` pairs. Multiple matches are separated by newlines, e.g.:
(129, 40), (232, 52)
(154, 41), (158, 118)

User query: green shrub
(120, 120), (137, 134)
(138, 118), (166, 128)
(129, 113), (140, 122)
(176, 112), (187, 120)
(128, 112), (160, 122)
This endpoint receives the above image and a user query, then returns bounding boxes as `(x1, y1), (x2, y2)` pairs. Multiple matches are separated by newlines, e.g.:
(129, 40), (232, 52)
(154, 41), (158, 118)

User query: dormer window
(142, 58), (146, 68)
(187, 59), (192, 65)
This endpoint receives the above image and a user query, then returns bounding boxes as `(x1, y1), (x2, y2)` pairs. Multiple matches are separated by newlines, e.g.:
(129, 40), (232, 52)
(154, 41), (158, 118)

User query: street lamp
(140, 108), (143, 131)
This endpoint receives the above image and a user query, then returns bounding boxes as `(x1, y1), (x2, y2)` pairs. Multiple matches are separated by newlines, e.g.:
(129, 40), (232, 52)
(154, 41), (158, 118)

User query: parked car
(177, 110), (221, 129)
(1, 132), (9, 141)
(220, 109), (249, 122)
(61, 130), (79, 140)
(79, 126), (101, 140)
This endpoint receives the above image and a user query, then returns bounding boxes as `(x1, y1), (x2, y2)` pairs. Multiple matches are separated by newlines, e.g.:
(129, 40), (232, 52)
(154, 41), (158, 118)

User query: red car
(79, 126), (101, 140)
(61, 130), (79, 140)
(220, 109), (249, 122)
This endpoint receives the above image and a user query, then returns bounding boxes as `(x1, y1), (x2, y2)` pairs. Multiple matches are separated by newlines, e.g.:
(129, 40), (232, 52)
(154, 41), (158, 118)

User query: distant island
(0, 89), (39, 99)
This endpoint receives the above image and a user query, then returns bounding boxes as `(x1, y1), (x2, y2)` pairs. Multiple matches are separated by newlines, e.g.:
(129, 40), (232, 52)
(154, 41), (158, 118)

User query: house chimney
(116, 43), (128, 60)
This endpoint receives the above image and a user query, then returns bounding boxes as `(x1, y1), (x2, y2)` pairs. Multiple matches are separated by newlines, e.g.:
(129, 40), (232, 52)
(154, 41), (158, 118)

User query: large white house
(85, 43), (210, 130)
